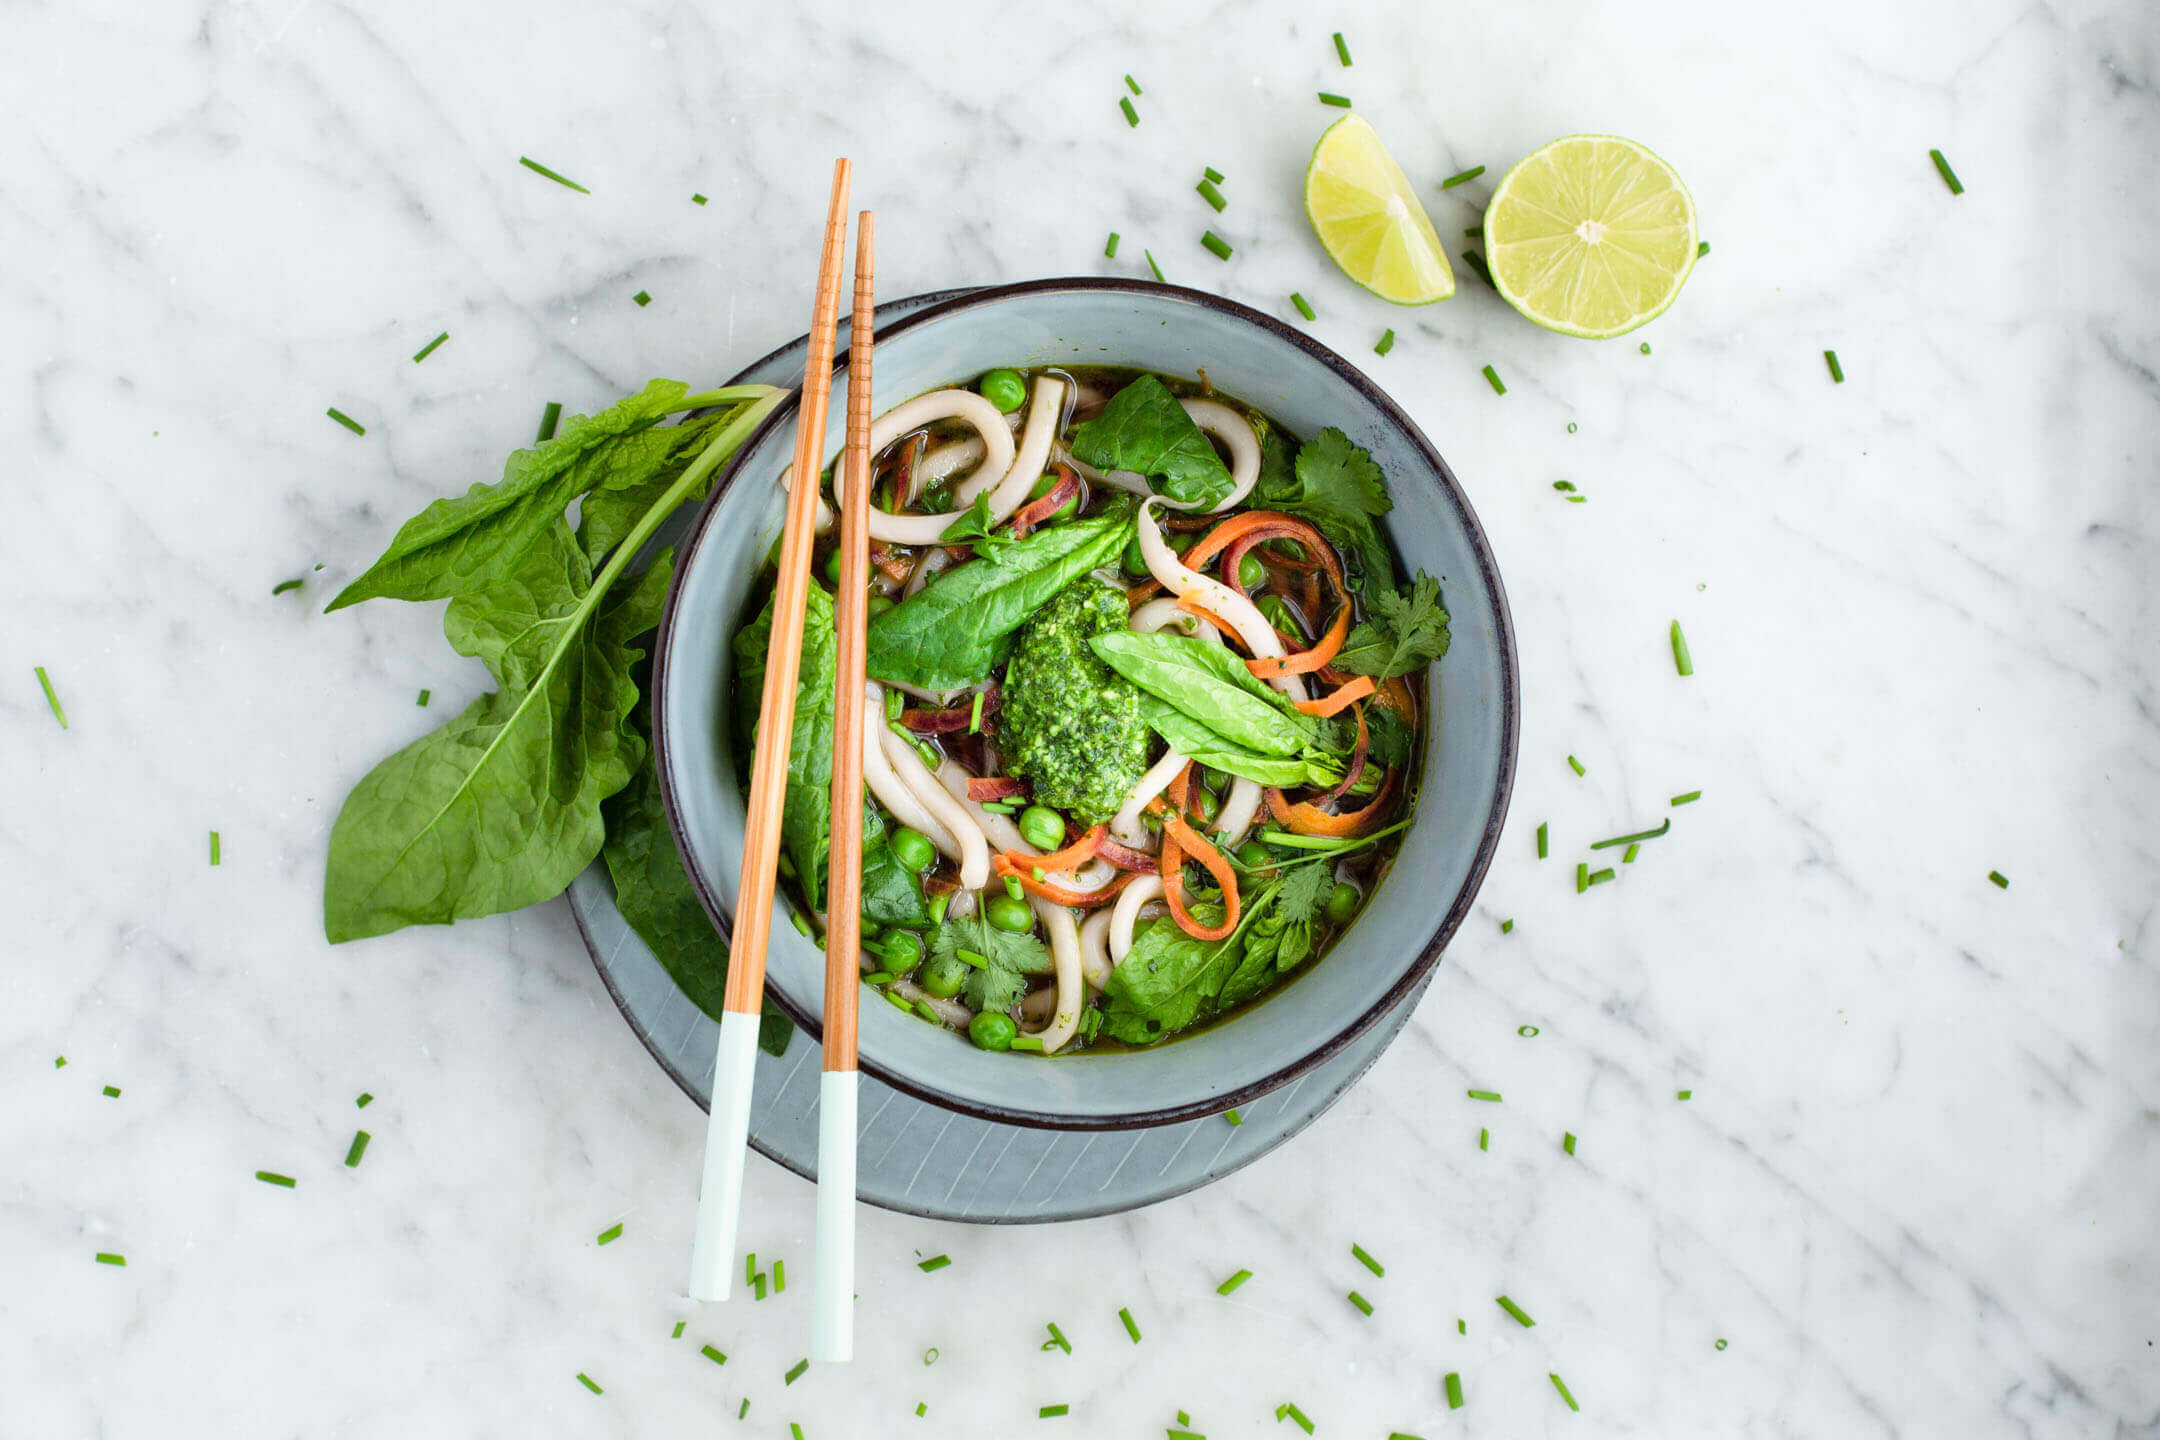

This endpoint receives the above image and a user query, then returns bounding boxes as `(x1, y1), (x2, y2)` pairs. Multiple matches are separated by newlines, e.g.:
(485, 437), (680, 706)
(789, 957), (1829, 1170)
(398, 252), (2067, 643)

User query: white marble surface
(5, 0), (2156, 1434)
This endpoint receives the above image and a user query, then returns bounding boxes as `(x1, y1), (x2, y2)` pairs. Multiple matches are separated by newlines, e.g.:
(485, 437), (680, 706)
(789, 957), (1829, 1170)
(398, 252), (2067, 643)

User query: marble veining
(4, 0), (2156, 1435)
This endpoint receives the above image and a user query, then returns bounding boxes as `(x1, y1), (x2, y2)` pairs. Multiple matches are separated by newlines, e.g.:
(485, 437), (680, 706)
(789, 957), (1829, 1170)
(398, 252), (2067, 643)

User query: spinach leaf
(602, 724), (796, 1056)
(1099, 903), (1240, 1044)
(1137, 696), (1340, 790)
(577, 398), (762, 566)
(1068, 374), (1233, 510)
(1089, 630), (1315, 757)
(859, 803), (929, 930)
(866, 500), (1132, 691)
(931, 906), (1053, 1014)
(935, 492), (1022, 567)
(1253, 424), (1398, 594)
(730, 582), (837, 911)
(1334, 571), (1451, 678)
(1218, 864), (1330, 1008)
(323, 528), (669, 942)
(329, 380), (711, 610)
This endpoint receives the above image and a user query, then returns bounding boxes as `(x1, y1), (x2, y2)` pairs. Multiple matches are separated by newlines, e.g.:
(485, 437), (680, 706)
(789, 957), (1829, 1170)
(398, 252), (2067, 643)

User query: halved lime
(1304, 114), (1455, 306)
(1484, 135), (1697, 339)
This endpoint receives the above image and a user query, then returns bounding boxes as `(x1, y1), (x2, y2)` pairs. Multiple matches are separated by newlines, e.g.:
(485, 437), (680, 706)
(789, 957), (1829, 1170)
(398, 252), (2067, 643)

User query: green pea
(1325, 881), (1362, 926)
(879, 929), (924, 971)
(1238, 552), (1266, 589)
(1017, 805), (1066, 852)
(1236, 840), (1274, 871)
(920, 952), (967, 998)
(968, 1010), (1018, 1052)
(1193, 787), (1221, 824)
(1122, 533), (1151, 576)
(890, 828), (936, 874)
(1198, 765), (1228, 793)
(821, 549), (842, 586)
(1170, 531), (1197, 555)
(1027, 472), (1078, 525)
(1257, 594), (1300, 635)
(985, 893), (1034, 933)
(978, 368), (1027, 414)
(867, 592), (895, 618)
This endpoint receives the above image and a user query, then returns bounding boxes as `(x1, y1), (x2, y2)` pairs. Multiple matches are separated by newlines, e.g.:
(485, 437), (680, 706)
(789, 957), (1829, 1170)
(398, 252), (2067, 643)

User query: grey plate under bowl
(573, 289), (1441, 1221)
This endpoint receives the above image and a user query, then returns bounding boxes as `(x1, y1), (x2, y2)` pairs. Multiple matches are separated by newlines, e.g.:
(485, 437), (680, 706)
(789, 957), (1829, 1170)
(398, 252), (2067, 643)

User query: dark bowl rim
(649, 275), (1521, 1132)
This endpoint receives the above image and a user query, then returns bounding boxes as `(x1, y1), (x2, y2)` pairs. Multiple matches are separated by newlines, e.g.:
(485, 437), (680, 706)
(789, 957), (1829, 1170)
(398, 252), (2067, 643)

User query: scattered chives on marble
(55, 1056), (67, 1068)
(1043, 1321), (1071, 1352)
(1567, 754), (1585, 776)
(1563, 1131), (1578, 1155)
(917, 1402), (929, 1417)
(1500, 918), (1514, 934)
(739, 1399), (751, 1419)
(96, 1251), (127, 1267)
(344, 1130), (370, 1167)
(256, 1170), (296, 1188)
(1374, 329), (1396, 356)
(1482, 364), (1506, 395)
(1445, 1371), (1465, 1408)
(1478, 1127), (1489, 1151)
(1537, 821), (1548, 858)
(1824, 349), (1845, 384)
(1587, 867), (1616, 887)
(1348, 1290), (1374, 1316)
(1145, 250), (1165, 283)
(1671, 619), (1694, 675)
(785, 1358), (809, 1385)
(1929, 148), (1965, 195)
(1624, 842), (1641, 864)
(1281, 1401), (1316, 1434)
(519, 156), (589, 193)
(355, 1092), (373, 1108)
(1592, 820), (1670, 850)
(773, 1259), (787, 1292)
(1291, 292), (1315, 321)
(1039, 1404), (1070, 1418)
(1318, 92), (1352, 108)
(1576, 861), (1589, 894)
(1105, 232), (1120, 258)
(1715, 1337), (1729, 1351)
(1468, 1089), (1502, 1102)
(35, 666), (69, 729)
(1698, 240), (1711, 257)
(209, 831), (221, 866)
(1549, 1373), (1580, 1411)
(575, 1372), (603, 1395)
(753, 1273), (768, 1300)
(692, 193), (708, 205)
(918, 1254), (951, 1273)
(1352, 1243), (1385, 1277)
(1989, 870), (2010, 889)
(1201, 231), (1233, 261)
(1440, 165), (1486, 189)
(1496, 1295), (1536, 1327)
(701, 1343), (727, 1365)
(416, 689), (431, 707)
(1197, 179), (1227, 213)
(1333, 31), (1352, 64)
(536, 401), (563, 443)
(1225, 1107), (1243, 1126)
(632, 290), (652, 308)
(596, 1222), (622, 1245)
(1119, 1306), (1142, 1343)
(411, 331), (448, 363)
(326, 407), (366, 436)
(1120, 97), (1139, 127)
(103, 1084), (121, 1097)
(1204, 166), (1224, 184)
(1125, 74), (1142, 95)
(1460, 250), (1493, 287)
(271, 577), (304, 595)
(671, 1320), (686, 1339)
(1217, 1269), (1253, 1295)
(1671, 790), (1703, 807)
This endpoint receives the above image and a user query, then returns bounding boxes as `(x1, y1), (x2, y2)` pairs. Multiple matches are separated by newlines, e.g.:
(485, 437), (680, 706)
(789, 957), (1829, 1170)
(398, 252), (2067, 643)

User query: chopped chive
(924, 1347), (939, 1364)
(96, 1251), (126, 1267)
(1715, 1338), (1729, 1351)
(272, 577), (305, 595)
(1333, 31), (1352, 64)
(1177, 1415), (1191, 1429)
(789, 907), (813, 938)
(785, 1357), (808, 1385)
(1351, 1243), (1384, 1277)
(1374, 328), (1395, 356)
(210, 831), (221, 866)
(1216, 1268), (1253, 1295)
(1204, 166), (1224, 184)
(1549, 1373), (1580, 1411)
(1586, 867), (1616, 887)
(1500, 918), (1514, 934)
(1125, 74), (1142, 96)
(1460, 250), (1493, 287)
(411, 331), (449, 364)
(1009, 1035), (1045, 1052)
(917, 1402), (928, 1416)
(255, 1171), (296, 1188)
(344, 1130), (371, 1167)
(1496, 1295), (1536, 1327)
(1553, 480), (1577, 492)
(1457, 1318), (1466, 1335)
(1677, 1089), (1693, 1100)
(1225, 1108), (1242, 1126)
(1623, 842), (1641, 864)
(968, 690), (983, 732)
(1444, 1370), (1464, 1408)
(1197, 179), (1228, 213)
(1118, 1306), (1142, 1343)
(536, 401), (563, 443)
(1478, 1127), (1488, 1151)
(632, 290), (652, 308)
(747, 1253), (758, 1285)
(55, 1056), (66, 1068)
(1465, 226), (1481, 236)
(918, 1254), (951, 1273)
(1042, 1321), (1071, 1352)
(672, 1321), (686, 1339)
(1989, 870), (2009, 889)
(753, 1273), (767, 1300)
(691, 193), (708, 205)
(326, 407), (366, 436)
(1537, 821), (1548, 858)
(1566, 754), (1585, 776)
(34, 667), (67, 728)
(1440, 165), (1486, 189)
(1201, 231), (1233, 261)
(1929, 148), (1964, 195)
(740, 1400), (751, 1419)
(1290, 292), (1315, 321)
(1318, 92), (1352, 108)
(1824, 349), (1845, 383)
(1591, 820), (1671, 850)
(519, 157), (589, 192)
(575, 1372), (603, 1395)
(1563, 1132), (1577, 1155)
(1670, 790), (1702, 806)
(1031, 865), (1046, 883)
(355, 1092), (373, 1108)
(1120, 97), (1139, 127)
(1576, 861), (1589, 894)
(596, 1222), (622, 1245)
(1567, 494), (1589, 504)
(1671, 619), (1693, 675)
(1467, 1089), (1502, 1102)
(1144, 250), (1165, 283)
(1482, 364), (1506, 395)
(861, 971), (896, 987)
(1697, 240), (1710, 257)
(1039, 1404), (1069, 1418)
(1348, 1290), (1374, 1316)
(103, 1085), (121, 1097)
(1105, 232), (1121, 258)
(701, 1343), (727, 1365)
(1518, 1024), (1539, 1037)
(955, 948), (988, 969)
(1004, 875), (1023, 901)
(1640, 341), (1652, 355)
(791, 1425), (804, 1440)
(1283, 1401), (1315, 1434)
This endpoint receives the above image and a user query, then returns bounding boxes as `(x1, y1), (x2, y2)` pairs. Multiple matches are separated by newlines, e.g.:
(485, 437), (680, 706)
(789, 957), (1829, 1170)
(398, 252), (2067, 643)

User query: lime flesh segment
(1485, 135), (1697, 339)
(1305, 114), (1455, 306)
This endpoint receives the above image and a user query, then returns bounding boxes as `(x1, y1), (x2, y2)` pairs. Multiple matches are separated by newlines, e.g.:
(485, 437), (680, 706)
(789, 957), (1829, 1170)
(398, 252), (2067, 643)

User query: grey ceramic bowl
(651, 278), (1517, 1131)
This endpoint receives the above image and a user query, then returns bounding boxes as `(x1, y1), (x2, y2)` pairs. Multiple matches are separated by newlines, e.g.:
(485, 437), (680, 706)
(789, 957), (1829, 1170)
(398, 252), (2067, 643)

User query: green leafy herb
(1460, 250), (1493, 287)
(1221, 863), (1329, 1006)
(519, 156), (589, 193)
(416, 689), (431, 707)
(1043, 1321), (1071, 1352)
(1204, 167), (1224, 184)
(1125, 74), (1142, 95)
(1563, 1131), (1577, 1154)
(1252, 426), (1396, 591)
(1283, 1401), (1315, 1433)
(327, 407), (366, 436)
(937, 491), (1023, 565)
(933, 906), (1051, 1014)
(412, 332), (449, 363)
(867, 502), (1132, 690)
(1698, 240), (1710, 257)
(1334, 572), (1449, 678)
(1069, 376), (1233, 510)
(1567, 753), (1585, 776)
(1224, 1107), (1242, 1125)
(1365, 704), (1413, 769)
(785, 1358), (807, 1384)
(732, 582), (839, 904)
(1092, 630), (1315, 756)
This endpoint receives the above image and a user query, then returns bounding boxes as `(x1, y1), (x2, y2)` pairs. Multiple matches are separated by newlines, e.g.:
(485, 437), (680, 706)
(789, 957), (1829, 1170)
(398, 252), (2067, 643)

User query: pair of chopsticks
(686, 157), (872, 1366)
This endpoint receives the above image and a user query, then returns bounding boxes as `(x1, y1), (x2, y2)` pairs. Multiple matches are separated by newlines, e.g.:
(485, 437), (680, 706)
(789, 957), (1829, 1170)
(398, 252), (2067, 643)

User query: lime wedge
(1304, 114), (1455, 306)
(1484, 135), (1697, 339)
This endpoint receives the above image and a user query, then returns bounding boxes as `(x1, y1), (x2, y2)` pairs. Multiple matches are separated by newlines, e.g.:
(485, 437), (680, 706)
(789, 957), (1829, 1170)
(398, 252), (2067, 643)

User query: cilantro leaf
(1253, 425), (1398, 593)
(1365, 704), (1414, 770)
(932, 906), (1051, 1014)
(1272, 862), (1333, 929)
(1335, 571), (1450, 678)
(1069, 374), (1233, 510)
(936, 492), (1022, 566)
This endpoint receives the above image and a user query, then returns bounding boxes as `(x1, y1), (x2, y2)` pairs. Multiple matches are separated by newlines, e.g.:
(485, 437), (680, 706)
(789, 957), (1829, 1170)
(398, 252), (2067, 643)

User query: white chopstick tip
(811, 1068), (859, 1362)
(687, 1011), (764, 1302)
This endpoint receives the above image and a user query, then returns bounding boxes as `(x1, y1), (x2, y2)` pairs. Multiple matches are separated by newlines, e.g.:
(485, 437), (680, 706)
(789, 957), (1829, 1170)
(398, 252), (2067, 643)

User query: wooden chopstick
(687, 156), (851, 1305)
(812, 208), (875, 1365)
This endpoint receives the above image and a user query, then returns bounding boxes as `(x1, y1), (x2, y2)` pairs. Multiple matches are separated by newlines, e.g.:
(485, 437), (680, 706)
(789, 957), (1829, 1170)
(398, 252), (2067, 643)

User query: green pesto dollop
(1000, 579), (1152, 826)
